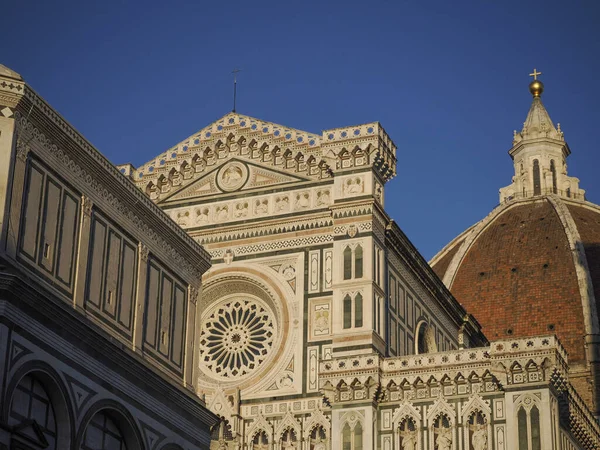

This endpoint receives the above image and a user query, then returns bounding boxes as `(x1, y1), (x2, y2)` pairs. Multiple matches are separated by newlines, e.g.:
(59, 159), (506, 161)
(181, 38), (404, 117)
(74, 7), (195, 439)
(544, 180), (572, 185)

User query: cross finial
(529, 68), (542, 80)
(232, 68), (241, 112)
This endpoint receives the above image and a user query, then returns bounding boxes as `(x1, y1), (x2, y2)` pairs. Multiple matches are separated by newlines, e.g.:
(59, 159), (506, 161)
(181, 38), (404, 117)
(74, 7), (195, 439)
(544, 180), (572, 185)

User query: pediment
(159, 158), (311, 204)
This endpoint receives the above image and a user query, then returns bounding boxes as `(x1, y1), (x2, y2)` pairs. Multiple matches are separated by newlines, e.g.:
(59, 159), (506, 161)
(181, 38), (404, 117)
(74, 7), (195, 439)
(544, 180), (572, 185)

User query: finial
(528, 68), (544, 98)
(232, 68), (241, 112)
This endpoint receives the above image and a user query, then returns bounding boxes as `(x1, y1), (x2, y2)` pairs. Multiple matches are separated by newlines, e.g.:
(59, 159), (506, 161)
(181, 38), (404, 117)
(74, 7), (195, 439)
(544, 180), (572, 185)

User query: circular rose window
(199, 298), (276, 379)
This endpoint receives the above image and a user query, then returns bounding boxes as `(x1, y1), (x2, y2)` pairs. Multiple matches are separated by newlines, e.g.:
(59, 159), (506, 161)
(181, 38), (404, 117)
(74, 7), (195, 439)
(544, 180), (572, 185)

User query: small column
(72, 195), (93, 309)
(132, 244), (149, 352)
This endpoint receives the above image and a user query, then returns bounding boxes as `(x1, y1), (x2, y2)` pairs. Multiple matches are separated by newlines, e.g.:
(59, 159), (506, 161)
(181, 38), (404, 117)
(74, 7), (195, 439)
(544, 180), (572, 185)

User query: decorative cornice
(13, 110), (209, 281)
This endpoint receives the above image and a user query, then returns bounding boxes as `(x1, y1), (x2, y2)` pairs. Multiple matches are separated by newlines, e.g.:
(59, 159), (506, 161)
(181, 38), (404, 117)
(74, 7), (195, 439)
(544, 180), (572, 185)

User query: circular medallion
(199, 298), (276, 379)
(217, 162), (248, 192)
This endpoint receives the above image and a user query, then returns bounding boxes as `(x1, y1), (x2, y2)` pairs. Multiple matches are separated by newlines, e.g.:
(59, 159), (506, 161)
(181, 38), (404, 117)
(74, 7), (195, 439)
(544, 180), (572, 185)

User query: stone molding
(14, 113), (208, 281)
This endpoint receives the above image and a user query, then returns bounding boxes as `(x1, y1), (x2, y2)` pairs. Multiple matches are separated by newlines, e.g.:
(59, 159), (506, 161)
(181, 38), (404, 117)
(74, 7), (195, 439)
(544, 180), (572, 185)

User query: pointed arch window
(309, 426), (327, 450)
(281, 429), (298, 448)
(343, 293), (363, 330)
(343, 295), (352, 329)
(550, 160), (557, 194)
(341, 422), (363, 450)
(342, 245), (363, 280)
(517, 404), (541, 450)
(355, 245), (363, 278)
(343, 247), (352, 280)
(252, 431), (269, 449)
(532, 159), (541, 196)
(354, 293), (363, 328)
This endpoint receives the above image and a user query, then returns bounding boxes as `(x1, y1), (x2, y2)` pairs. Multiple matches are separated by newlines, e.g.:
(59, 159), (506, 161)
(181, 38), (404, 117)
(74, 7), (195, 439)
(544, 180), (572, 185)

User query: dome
(431, 195), (600, 363)
(431, 75), (600, 416)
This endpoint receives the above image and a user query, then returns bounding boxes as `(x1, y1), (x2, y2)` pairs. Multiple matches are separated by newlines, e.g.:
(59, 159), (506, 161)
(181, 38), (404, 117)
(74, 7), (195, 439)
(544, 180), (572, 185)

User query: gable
(158, 158), (312, 204)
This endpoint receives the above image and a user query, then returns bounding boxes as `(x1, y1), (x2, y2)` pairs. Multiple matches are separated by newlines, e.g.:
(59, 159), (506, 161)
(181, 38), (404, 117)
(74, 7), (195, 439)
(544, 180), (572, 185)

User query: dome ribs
(448, 200), (586, 364)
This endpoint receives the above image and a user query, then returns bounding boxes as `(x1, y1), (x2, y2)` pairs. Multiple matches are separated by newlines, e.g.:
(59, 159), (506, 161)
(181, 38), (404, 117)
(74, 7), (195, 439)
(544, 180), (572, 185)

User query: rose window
(199, 299), (275, 378)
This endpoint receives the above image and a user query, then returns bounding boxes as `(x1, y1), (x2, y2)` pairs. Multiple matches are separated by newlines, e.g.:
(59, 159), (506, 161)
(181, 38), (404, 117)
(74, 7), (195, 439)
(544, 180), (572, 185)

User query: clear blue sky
(3, 1), (599, 260)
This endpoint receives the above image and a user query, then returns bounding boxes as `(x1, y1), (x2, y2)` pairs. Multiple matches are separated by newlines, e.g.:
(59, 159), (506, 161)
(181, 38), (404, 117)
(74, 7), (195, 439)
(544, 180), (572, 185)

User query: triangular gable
(159, 158), (311, 204)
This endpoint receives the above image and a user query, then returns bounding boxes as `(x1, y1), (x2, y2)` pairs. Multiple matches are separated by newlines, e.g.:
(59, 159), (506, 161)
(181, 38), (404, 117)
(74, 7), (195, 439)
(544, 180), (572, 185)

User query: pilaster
(3, 136), (28, 260)
(72, 195), (93, 310)
(132, 243), (149, 352)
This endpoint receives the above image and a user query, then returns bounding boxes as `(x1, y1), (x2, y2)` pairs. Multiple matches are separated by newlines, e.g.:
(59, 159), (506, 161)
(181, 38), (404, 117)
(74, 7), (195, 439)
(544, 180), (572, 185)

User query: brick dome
(430, 195), (600, 411)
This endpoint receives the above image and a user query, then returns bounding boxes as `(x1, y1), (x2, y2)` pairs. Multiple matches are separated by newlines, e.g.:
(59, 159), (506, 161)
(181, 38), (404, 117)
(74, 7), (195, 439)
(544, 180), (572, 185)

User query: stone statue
(471, 423), (487, 450)
(400, 428), (417, 450)
(435, 425), (452, 450)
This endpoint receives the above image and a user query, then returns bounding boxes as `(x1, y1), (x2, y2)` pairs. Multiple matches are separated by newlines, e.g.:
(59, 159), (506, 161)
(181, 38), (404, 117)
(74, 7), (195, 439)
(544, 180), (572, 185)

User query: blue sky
(3, 1), (599, 260)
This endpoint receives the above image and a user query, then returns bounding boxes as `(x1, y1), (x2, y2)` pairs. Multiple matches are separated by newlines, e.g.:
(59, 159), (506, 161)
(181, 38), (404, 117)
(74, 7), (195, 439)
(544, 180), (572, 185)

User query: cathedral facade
(0, 62), (599, 450)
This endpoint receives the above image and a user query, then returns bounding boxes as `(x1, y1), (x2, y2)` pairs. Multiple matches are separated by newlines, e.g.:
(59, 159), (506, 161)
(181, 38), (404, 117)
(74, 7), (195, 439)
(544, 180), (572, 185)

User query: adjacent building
(0, 65), (217, 450)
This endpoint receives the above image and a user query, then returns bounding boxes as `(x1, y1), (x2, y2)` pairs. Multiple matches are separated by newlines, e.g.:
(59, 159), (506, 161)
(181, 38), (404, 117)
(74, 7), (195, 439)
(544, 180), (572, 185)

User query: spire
(499, 70), (584, 203)
(513, 72), (563, 144)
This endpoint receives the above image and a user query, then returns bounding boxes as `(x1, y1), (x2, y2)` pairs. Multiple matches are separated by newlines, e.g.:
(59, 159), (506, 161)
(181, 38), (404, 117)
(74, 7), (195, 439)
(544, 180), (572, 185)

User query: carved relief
(316, 189), (331, 207)
(344, 177), (363, 195)
(295, 191), (310, 209)
(195, 207), (210, 224)
(216, 205), (229, 222)
(275, 195), (290, 212)
(255, 199), (269, 215)
(218, 161), (248, 192)
(234, 201), (249, 218)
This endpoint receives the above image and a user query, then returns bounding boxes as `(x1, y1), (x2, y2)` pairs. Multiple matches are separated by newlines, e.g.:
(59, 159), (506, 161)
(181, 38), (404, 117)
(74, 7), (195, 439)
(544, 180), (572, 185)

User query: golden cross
(529, 68), (542, 80)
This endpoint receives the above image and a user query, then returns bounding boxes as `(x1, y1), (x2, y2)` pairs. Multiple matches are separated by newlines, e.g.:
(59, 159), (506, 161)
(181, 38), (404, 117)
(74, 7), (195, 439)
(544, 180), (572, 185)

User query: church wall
(0, 304), (213, 449)
(0, 72), (217, 448)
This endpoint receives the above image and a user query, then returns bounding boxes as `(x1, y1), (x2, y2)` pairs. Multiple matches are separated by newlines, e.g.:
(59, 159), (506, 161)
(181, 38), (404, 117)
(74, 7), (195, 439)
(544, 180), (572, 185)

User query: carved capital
(189, 286), (199, 305)
(139, 244), (150, 263)
(81, 195), (93, 218)
(15, 138), (29, 163)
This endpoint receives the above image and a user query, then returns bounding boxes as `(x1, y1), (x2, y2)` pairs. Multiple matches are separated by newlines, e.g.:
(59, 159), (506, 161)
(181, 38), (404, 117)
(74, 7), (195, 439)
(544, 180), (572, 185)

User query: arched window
(416, 321), (437, 354)
(354, 245), (363, 278)
(343, 295), (352, 329)
(550, 160), (557, 194)
(9, 374), (57, 449)
(354, 293), (363, 328)
(343, 247), (352, 280)
(81, 411), (127, 450)
(354, 422), (363, 450)
(310, 425), (327, 450)
(532, 159), (541, 195)
(341, 422), (363, 450)
(252, 430), (269, 449)
(518, 408), (528, 450)
(281, 428), (297, 448)
(517, 404), (541, 450)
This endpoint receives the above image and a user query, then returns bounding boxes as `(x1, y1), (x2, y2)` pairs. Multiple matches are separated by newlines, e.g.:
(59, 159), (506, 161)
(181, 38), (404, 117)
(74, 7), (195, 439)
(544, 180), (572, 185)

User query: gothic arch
(427, 396), (456, 450)
(275, 411), (300, 442)
(392, 401), (422, 450)
(303, 408), (330, 442)
(3, 360), (75, 449)
(461, 394), (491, 450)
(74, 399), (143, 450)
